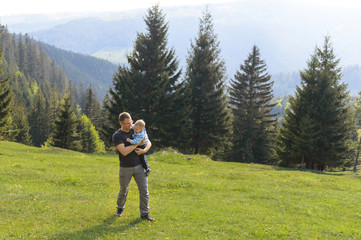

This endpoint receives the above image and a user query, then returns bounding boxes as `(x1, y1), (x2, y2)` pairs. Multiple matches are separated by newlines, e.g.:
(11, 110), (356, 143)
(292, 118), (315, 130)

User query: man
(112, 112), (154, 221)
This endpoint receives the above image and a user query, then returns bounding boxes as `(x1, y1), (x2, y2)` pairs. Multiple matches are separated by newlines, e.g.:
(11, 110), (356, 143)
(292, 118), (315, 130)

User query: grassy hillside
(1, 141), (361, 239)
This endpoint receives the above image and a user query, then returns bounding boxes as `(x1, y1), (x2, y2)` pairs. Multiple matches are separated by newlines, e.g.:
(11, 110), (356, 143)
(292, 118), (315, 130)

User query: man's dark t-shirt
(112, 129), (142, 167)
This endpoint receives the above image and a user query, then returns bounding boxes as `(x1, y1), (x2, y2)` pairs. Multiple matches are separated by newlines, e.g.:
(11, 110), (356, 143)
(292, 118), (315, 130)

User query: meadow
(1, 141), (361, 239)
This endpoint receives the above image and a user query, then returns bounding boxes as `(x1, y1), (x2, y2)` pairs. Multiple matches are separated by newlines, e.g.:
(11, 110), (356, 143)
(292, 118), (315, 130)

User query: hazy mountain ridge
(2, 1), (361, 97)
(39, 42), (118, 100)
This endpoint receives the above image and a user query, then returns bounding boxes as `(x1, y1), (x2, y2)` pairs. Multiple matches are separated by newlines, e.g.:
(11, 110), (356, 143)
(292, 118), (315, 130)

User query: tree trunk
(353, 149), (359, 172)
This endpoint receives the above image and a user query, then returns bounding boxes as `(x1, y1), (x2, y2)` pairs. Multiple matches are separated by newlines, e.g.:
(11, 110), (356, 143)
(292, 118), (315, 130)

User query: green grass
(1, 141), (361, 239)
(92, 49), (128, 63)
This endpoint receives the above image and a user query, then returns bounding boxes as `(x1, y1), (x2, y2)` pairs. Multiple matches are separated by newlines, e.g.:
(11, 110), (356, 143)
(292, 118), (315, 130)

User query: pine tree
(100, 92), (115, 147)
(185, 9), (232, 157)
(84, 84), (102, 130)
(229, 46), (277, 163)
(106, 5), (190, 150)
(276, 37), (353, 170)
(78, 114), (105, 153)
(51, 94), (80, 150)
(17, 34), (26, 73)
(0, 28), (13, 138)
(8, 103), (32, 145)
(28, 91), (52, 146)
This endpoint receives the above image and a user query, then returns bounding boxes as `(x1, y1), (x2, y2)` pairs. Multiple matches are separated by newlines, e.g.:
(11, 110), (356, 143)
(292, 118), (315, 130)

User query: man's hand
(135, 148), (146, 155)
(135, 139), (152, 155)
(126, 138), (131, 143)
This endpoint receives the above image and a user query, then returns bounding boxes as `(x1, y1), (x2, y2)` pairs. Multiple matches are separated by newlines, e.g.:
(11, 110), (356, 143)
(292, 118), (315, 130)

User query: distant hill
(3, 2), (361, 97)
(39, 42), (118, 100)
(271, 65), (361, 97)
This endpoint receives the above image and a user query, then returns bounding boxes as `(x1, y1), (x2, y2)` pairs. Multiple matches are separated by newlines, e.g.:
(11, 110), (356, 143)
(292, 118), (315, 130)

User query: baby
(126, 119), (151, 176)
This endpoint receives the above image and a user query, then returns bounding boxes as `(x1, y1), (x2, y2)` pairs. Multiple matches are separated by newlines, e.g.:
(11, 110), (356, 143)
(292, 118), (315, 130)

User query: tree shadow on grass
(50, 215), (142, 240)
(272, 166), (347, 176)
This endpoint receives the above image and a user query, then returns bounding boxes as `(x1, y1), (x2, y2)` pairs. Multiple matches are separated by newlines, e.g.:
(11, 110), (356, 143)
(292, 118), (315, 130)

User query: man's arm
(116, 143), (138, 156)
(135, 140), (152, 155)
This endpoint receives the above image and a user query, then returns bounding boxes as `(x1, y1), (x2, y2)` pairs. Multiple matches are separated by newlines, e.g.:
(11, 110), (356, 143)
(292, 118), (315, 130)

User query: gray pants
(117, 164), (149, 215)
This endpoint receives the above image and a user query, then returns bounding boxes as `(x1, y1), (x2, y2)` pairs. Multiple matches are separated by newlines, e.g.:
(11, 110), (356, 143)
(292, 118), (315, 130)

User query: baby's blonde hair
(134, 119), (146, 128)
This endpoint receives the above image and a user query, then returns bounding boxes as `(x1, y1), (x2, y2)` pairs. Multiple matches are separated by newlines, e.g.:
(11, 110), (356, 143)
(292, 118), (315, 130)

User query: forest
(1, 5), (361, 171)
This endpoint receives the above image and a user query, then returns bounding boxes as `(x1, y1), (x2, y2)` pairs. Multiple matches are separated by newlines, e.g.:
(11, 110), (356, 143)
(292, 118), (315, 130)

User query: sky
(0, 0), (235, 16)
(1, 0), (360, 16)
(1, 0), (361, 78)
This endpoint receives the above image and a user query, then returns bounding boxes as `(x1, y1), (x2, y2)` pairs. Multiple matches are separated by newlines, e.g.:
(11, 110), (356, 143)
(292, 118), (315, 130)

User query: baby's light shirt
(130, 128), (149, 146)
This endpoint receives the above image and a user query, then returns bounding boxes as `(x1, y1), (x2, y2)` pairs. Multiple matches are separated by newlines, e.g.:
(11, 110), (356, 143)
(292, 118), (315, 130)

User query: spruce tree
(276, 37), (353, 170)
(84, 84), (102, 130)
(51, 94), (80, 150)
(185, 9), (232, 156)
(0, 31), (13, 138)
(106, 5), (190, 150)
(229, 45), (277, 163)
(9, 103), (32, 145)
(28, 91), (52, 146)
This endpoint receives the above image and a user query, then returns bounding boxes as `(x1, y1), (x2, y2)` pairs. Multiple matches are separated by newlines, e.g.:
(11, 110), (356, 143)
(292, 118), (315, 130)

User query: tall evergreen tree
(276, 37), (353, 170)
(185, 9), (232, 157)
(51, 94), (79, 150)
(84, 84), (102, 130)
(106, 5), (190, 150)
(0, 28), (13, 138)
(229, 46), (277, 163)
(17, 34), (26, 73)
(8, 103), (32, 145)
(28, 91), (52, 146)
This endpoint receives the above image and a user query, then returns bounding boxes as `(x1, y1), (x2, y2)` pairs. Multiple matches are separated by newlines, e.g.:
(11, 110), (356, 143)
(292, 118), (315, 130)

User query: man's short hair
(119, 112), (131, 123)
(134, 119), (146, 128)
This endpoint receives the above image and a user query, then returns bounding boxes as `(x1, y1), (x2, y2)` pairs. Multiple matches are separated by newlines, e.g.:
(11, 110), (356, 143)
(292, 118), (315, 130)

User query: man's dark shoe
(141, 213), (155, 221)
(115, 208), (123, 217)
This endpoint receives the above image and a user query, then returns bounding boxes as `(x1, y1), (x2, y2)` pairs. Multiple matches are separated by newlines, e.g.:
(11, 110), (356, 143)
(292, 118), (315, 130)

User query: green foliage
(7, 103), (32, 145)
(1, 141), (361, 239)
(0, 78), (13, 137)
(229, 45), (277, 163)
(84, 84), (102, 130)
(78, 114), (105, 153)
(40, 42), (117, 100)
(272, 95), (291, 121)
(185, 9), (232, 157)
(277, 37), (354, 170)
(106, 5), (190, 151)
(352, 92), (361, 172)
(0, 28), (13, 138)
(355, 92), (361, 129)
(0, 24), (92, 149)
(51, 94), (80, 151)
(28, 91), (54, 147)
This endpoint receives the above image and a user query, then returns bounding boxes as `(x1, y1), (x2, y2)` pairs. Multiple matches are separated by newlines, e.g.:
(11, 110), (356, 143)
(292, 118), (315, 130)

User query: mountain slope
(39, 42), (118, 100)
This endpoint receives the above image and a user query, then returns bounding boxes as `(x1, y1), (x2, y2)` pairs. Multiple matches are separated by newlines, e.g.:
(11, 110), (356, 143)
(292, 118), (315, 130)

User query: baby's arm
(129, 132), (145, 145)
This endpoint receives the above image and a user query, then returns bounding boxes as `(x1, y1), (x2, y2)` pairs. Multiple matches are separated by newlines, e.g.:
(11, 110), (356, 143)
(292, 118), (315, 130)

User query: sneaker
(115, 208), (123, 217)
(145, 168), (151, 176)
(141, 213), (155, 222)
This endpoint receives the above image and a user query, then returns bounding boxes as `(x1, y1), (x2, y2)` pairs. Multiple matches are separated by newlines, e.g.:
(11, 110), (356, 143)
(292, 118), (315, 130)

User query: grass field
(1, 141), (361, 239)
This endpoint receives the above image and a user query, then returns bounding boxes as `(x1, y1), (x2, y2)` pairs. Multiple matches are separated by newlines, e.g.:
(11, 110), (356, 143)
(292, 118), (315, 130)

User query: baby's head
(133, 119), (146, 133)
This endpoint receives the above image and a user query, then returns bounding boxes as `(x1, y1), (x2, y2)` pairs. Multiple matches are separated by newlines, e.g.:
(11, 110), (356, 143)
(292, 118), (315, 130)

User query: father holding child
(112, 112), (155, 221)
